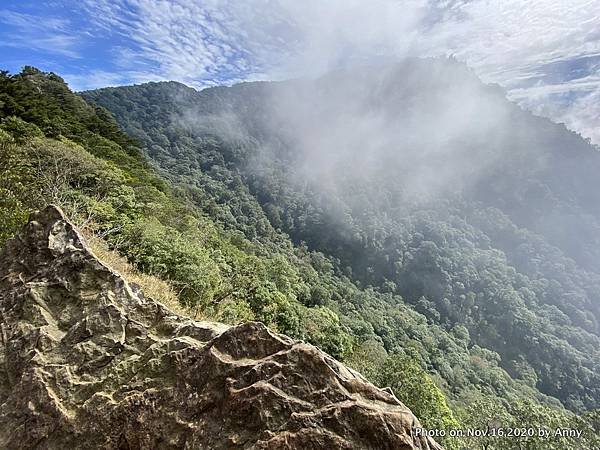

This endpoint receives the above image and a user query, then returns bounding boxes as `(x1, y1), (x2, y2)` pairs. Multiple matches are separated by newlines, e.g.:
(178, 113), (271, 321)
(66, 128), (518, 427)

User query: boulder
(0, 205), (442, 449)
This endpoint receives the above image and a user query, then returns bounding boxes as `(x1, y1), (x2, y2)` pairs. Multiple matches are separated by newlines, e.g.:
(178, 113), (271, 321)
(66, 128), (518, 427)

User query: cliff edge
(0, 205), (441, 449)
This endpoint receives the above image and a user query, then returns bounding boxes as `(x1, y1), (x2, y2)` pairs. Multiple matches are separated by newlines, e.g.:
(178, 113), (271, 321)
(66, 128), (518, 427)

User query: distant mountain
(0, 65), (464, 450)
(84, 58), (600, 414)
(1, 63), (599, 449)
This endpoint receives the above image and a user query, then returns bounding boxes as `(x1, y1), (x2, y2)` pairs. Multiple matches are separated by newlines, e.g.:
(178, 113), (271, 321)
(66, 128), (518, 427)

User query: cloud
(419, 0), (600, 143)
(516, 88), (600, 145)
(80, 0), (287, 88)
(0, 9), (81, 58)
(261, 0), (429, 78)
(0, 9), (71, 32)
(62, 69), (165, 91)
(32, 0), (600, 143)
(79, 0), (434, 86)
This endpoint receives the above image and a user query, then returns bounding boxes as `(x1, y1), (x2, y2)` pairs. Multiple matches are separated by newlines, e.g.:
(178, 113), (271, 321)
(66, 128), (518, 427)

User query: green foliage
(120, 218), (223, 305)
(380, 353), (460, 432)
(213, 299), (255, 324)
(298, 306), (354, 357)
(458, 395), (600, 449)
(0, 188), (29, 245)
(0, 134), (39, 245)
(82, 74), (600, 413)
(348, 342), (461, 449)
(3, 66), (600, 449)
(1, 116), (43, 143)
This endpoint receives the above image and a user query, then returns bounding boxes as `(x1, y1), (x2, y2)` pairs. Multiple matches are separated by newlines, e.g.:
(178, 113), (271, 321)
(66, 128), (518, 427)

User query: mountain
(83, 57), (600, 413)
(0, 205), (441, 450)
(1, 64), (599, 449)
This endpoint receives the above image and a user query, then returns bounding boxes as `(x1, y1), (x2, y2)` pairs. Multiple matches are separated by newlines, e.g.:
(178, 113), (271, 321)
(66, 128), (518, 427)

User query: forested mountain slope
(0, 64), (598, 449)
(83, 58), (600, 418)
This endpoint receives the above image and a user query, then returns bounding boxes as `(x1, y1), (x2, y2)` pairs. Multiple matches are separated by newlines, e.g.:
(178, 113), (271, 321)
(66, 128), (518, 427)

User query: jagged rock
(0, 205), (442, 449)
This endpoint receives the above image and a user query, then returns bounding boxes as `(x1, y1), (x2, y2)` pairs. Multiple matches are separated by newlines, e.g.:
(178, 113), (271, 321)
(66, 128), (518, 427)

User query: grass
(82, 229), (194, 318)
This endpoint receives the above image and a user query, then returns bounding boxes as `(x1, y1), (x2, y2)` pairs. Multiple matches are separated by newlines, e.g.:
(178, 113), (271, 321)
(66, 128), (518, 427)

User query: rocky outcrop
(0, 205), (442, 450)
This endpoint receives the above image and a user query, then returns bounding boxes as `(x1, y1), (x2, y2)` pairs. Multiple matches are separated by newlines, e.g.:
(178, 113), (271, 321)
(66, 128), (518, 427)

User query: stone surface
(0, 205), (442, 449)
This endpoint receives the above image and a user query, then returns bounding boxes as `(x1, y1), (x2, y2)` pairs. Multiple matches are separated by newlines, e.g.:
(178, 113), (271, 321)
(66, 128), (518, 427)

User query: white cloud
(0, 9), (71, 32)
(0, 9), (81, 58)
(77, 0), (600, 142)
(63, 69), (165, 91)
(517, 88), (600, 145)
(81, 0), (288, 88)
(79, 0), (432, 86)
(425, 0), (600, 143)
(426, 1), (600, 71)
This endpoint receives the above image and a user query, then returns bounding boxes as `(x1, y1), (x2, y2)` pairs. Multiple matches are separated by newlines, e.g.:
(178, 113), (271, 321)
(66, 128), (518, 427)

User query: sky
(1, 0), (600, 144)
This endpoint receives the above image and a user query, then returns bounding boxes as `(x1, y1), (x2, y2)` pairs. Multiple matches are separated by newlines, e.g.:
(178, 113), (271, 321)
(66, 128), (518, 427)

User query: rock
(0, 205), (442, 449)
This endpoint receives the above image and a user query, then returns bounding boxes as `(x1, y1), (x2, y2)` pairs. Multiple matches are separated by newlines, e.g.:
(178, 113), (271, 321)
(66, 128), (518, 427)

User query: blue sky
(1, 2), (133, 85)
(1, 0), (600, 144)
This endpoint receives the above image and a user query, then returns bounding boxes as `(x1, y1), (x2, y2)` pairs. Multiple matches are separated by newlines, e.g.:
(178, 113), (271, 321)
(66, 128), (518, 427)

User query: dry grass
(81, 230), (193, 318)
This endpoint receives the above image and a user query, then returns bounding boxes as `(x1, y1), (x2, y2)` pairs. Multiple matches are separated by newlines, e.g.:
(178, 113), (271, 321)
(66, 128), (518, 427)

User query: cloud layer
(2, 0), (599, 143)
(426, 0), (600, 143)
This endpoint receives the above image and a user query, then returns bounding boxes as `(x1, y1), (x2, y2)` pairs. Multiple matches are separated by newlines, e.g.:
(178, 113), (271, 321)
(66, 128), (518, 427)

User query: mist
(260, 60), (517, 201)
(161, 1), (597, 223)
(175, 57), (548, 211)
(72, 0), (600, 423)
(165, 46), (600, 280)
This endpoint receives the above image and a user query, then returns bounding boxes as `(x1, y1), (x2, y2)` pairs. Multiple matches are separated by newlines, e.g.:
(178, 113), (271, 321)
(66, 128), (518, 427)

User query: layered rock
(0, 205), (442, 449)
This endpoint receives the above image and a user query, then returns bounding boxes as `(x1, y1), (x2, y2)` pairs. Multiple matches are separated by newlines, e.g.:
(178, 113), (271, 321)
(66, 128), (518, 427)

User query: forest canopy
(1, 64), (599, 449)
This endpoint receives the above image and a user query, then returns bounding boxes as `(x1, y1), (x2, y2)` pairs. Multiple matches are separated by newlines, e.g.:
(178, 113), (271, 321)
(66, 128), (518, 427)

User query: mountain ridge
(82, 58), (600, 412)
(2, 63), (599, 449)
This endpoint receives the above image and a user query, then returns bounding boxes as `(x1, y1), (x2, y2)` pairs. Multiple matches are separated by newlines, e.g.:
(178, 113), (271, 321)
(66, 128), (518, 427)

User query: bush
(0, 116), (43, 143)
(120, 218), (223, 306)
